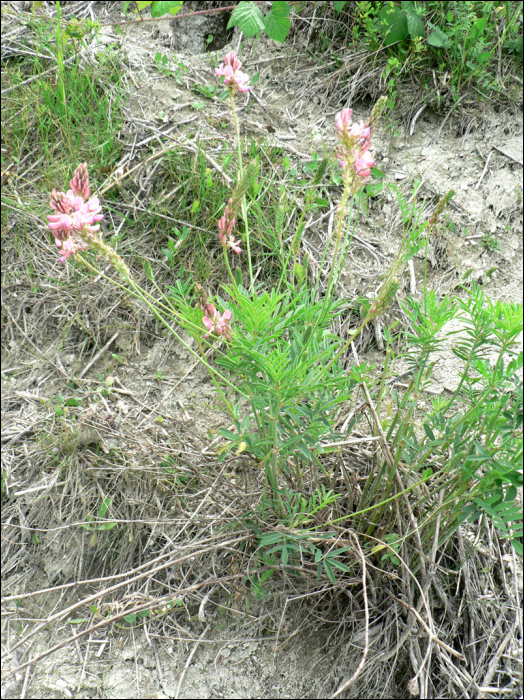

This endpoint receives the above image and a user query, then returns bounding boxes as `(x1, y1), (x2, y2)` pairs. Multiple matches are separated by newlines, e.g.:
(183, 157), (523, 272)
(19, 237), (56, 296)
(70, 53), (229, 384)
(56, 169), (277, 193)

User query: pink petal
(335, 108), (352, 131)
(202, 316), (215, 332)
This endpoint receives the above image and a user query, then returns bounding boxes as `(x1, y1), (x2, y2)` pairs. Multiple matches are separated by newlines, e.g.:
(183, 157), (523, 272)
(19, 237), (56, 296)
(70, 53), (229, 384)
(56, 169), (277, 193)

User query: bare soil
(2, 2), (522, 699)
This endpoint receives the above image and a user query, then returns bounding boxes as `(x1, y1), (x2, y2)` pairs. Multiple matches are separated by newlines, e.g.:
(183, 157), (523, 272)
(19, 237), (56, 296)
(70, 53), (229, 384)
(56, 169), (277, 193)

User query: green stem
(269, 414), (284, 517)
(55, 1), (67, 111)
(76, 255), (249, 402)
(230, 92), (254, 295)
(222, 246), (237, 288)
(275, 180), (325, 295)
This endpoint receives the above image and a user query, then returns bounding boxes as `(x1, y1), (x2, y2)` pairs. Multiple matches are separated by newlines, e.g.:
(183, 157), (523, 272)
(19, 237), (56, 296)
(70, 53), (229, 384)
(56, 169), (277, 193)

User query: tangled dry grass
(2, 2), (523, 699)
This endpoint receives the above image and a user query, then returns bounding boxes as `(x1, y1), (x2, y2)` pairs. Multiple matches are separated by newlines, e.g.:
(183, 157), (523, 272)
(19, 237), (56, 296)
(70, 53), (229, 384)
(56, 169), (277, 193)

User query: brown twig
(4, 534), (251, 661)
(2, 573), (248, 681)
(388, 593), (465, 660)
(331, 533), (370, 698)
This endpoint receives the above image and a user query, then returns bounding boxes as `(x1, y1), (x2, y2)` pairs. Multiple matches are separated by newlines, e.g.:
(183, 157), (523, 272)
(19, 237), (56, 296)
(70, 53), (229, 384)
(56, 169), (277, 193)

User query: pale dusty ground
(2, 2), (523, 699)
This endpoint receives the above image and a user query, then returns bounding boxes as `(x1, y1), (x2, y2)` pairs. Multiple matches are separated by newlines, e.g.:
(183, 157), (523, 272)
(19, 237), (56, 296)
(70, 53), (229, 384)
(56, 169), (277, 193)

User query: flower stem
(76, 255), (248, 402)
(230, 93), (254, 295)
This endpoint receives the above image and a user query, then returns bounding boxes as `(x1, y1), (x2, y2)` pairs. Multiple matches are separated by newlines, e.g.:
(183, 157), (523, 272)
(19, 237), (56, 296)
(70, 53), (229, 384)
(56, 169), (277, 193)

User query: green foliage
(123, 0), (183, 18)
(228, 0), (291, 43)
(213, 286), (353, 485)
(80, 497), (118, 547)
(358, 283), (523, 554)
(1, 18), (125, 185)
(319, 1), (523, 107)
(256, 528), (350, 584)
(11, 1), (522, 600)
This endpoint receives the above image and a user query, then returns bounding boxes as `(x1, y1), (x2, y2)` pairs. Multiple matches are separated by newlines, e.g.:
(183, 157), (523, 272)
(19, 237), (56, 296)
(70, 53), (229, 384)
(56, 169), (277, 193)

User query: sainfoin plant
(45, 49), (522, 569)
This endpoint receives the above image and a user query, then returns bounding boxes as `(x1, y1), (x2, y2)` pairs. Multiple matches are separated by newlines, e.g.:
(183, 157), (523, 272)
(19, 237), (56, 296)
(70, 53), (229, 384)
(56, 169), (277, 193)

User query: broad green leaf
(281, 546), (289, 566)
(259, 532), (284, 546)
(263, 1), (290, 44)
(329, 558), (350, 573)
(370, 167), (386, 179)
(123, 613), (137, 623)
(511, 539), (523, 555)
(477, 51), (492, 65)
(217, 428), (238, 441)
(228, 1), (265, 38)
(406, 11), (425, 39)
(334, 1), (347, 12)
(99, 497), (111, 519)
(150, 1), (183, 18)
(428, 25), (450, 48)
(378, 5), (409, 45)
(296, 442), (312, 460)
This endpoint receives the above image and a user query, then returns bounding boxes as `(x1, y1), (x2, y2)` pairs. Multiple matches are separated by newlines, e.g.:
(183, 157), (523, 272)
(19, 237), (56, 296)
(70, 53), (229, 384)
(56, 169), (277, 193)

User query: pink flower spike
(355, 151), (375, 178)
(335, 108), (352, 132)
(215, 64), (232, 79)
(69, 163), (90, 199)
(349, 120), (371, 140)
(215, 50), (250, 93)
(202, 305), (233, 339)
(47, 213), (74, 238)
(216, 309), (233, 337)
(228, 235), (242, 254)
(84, 196), (103, 216)
(49, 189), (70, 214)
(218, 212), (235, 237)
(224, 50), (242, 72)
(233, 71), (250, 93)
(218, 204), (237, 248)
(57, 236), (88, 263)
(202, 315), (215, 333)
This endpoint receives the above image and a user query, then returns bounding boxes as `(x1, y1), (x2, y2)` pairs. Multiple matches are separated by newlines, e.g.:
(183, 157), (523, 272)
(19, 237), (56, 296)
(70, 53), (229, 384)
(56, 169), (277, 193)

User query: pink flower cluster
(47, 163), (103, 262)
(202, 304), (233, 339)
(218, 201), (241, 254)
(215, 51), (250, 93)
(195, 284), (233, 340)
(334, 108), (376, 192)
